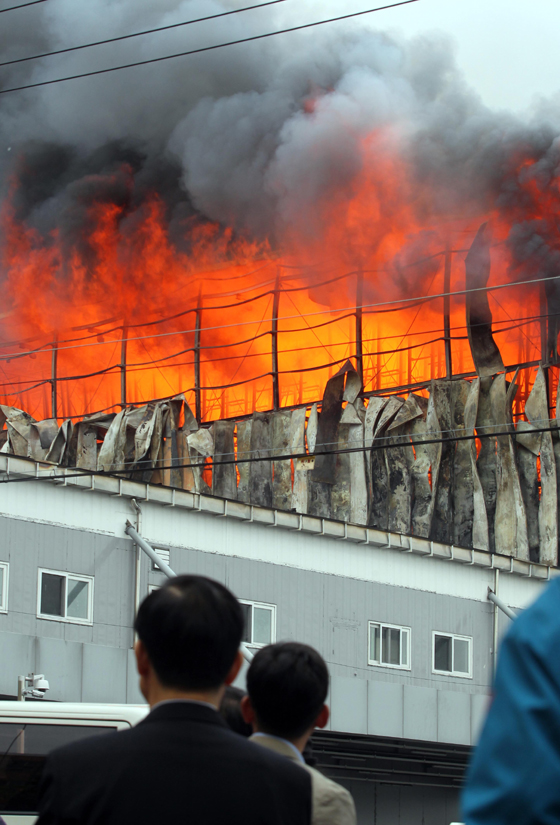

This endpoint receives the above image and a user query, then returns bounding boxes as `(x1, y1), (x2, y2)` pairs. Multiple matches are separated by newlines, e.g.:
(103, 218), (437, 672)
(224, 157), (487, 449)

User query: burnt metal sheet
(212, 420), (237, 500)
(187, 426), (213, 495)
(312, 361), (358, 485)
(75, 422), (98, 471)
(489, 374), (529, 560)
(516, 444), (540, 563)
(476, 376), (498, 553)
(515, 421), (542, 456)
(272, 410), (292, 511)
(368, 397), (404, 531)
(410, 392), (442, 538)
(465, 223), (505, 377)
(452, 380), (475, 548)
(236, 420), (252, 503)
(430, 381), (454, 544)
(525, 368), (557, 565)
(387, 394), (424, 432)
(306, 403), (318, 453)
(387, 423), (413, 535)
(97, 410), (127, 473)
(249, 412), (273, 508)
(349, 416), (368, 526)
(290, 407), (308, 513)
(464, 378), (489, 551)
(331, 424), (351, 522)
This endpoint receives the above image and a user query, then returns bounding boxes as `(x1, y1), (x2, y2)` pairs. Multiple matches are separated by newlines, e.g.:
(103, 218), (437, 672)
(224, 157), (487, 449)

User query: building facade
(0, 451), (553, 824)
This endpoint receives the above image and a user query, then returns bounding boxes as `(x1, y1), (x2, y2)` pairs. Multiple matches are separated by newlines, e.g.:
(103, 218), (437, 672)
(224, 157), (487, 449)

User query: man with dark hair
(242, 642), (356, 825)
(37, 576), (312, 825)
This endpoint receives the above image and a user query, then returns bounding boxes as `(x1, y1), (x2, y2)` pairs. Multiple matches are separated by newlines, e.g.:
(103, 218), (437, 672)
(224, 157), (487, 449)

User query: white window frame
(432, 631), (473, 679)
(0, 561), (8, 613)
(239, 599), (276, 648)
(367, 621), (411, 670)
(37, 568), (94, 626)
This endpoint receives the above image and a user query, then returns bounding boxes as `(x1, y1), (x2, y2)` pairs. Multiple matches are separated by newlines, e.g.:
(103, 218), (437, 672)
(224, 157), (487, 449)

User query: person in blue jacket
(462, 574), (560, 824)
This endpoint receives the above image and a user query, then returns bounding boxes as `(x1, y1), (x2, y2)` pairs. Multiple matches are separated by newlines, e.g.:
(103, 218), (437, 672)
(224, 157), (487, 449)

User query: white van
(0, 701), (149, 825)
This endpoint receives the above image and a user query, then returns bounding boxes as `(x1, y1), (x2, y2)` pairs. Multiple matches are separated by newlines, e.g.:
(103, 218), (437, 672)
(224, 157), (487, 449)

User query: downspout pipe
(487, 587), (518, 621)
(125, 520), (177, 579)
(125, 519), (254, 665)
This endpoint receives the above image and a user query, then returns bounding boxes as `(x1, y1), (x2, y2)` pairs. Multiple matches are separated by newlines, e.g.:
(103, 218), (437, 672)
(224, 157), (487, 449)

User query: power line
(0, 0), (420, 95)
(0, 270), (556, 361)
(0, 0), (290, 68)
(0, 0), (45, 12)
(1, 422), (558, 483)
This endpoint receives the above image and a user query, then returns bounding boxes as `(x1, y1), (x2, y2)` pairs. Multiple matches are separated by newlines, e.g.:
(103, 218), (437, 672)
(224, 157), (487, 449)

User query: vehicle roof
(0, 701), (149, 724)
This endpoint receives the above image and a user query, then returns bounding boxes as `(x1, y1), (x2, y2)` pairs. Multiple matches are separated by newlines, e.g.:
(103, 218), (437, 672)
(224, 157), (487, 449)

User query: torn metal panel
(212, 420), (237, 500)
(178, 430), (195, 493)
(28, 419), (58, 462)
(515, 421), (542, 455)
(1, 406), (36, 456)
(387, 424), (413, 535)
(45, 420), (73, 467)
(249, 412), (273, 508)
(340, 403), (363, 425)
(331, 424), (351, 522)
(272, 410), (292, 511)
(187, 426), (213, 495)
(363, 397), (389, 507)
(97, 409), (127, 473)
(464, 378), (489, 551)
(161, 402), (182, 489)
(516, 444), (540, 563)
(306, 403), (318, 453)
(75, 422), (98, 471)
(236, 420), (252, 503)
(476, 376), (498, 553)
(490, 374), (529, 560)
(525, 368), (558, 565)
(465, 223), (505, 377)
(343, 369), (362, 404)
(368, 397), (404, 531)
(410, 392), (442, 538)
(312, 362), (355, 484)
(430, 381), (454, 544)
(387, 394), (424, 432)
(452, 380), (475, 548)
(290, 407), (308, 513)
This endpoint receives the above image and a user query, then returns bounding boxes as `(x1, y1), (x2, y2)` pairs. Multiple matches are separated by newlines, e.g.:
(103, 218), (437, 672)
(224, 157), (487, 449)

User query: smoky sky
(2, 0), (560, 263)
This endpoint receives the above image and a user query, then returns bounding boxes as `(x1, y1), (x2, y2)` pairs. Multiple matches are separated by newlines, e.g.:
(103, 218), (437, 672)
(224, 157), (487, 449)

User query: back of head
(220, 686), (253, 737)
(134, 574), (244, 691)
(247, 642), (329, 739)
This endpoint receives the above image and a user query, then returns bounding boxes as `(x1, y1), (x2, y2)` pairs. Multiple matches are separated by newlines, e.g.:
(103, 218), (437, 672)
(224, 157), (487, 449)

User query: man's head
(243, 642), (330, 746)
(134, 575), (244, 706)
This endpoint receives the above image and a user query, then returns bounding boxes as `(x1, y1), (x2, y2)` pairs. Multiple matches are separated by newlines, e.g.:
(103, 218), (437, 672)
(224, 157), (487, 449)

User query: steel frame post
(51, 337), (58, 420)
(272, 269), (281, 411)
(195, 295), (202, 424)
(444, 242), (453, 379)
(356, 269), (364, 387)
(120, 325), (128, 410)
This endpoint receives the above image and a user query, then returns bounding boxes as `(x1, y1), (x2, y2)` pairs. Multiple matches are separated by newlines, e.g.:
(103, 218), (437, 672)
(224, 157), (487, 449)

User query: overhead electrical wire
(0, 0), (291, 67)
(1, 422), (559, 485)
(0, 0), (45, 12)
(0, 271), (557, 361)
(0, 0), (421, 95)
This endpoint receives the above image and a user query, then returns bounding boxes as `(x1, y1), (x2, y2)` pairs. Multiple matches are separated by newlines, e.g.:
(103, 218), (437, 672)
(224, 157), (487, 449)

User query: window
(0, 722), (117, 814)
(0, 561), (8, 613)
(432, 632), (472, 678)
(37, 569), (94, 625)
(239, 600), (276, 647)
(368, 622), (410, 670)
(152, 548), (170, 572)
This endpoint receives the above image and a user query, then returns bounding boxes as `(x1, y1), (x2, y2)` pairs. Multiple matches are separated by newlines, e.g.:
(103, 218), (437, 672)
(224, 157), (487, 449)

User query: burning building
(0, 5), (559, 823)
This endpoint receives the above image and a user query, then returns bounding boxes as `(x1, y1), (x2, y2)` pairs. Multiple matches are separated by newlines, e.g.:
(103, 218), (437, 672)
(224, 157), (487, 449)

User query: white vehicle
(0, 701), (149, 825)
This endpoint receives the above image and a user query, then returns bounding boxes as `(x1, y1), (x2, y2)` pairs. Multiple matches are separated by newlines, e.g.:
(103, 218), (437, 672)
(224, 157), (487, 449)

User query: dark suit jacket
(36, 701), (312, 825)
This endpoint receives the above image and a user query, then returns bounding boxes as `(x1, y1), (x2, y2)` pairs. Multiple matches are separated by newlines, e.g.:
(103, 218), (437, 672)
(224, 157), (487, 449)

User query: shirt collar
(150, 698), (217, 712)
(252, 732), (305, 764)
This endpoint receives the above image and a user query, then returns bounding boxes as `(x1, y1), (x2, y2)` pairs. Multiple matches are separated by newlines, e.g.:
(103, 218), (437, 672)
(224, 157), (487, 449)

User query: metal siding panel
(403, 685), (438, 741)
(437, 689), (471, 745)
(368, 680), (403, 737)
(35, 637), (83, 702)
(330, 676), (368, 734)
(126, 648), (146, 704)
(471, 692), (491, 744)
(82, 643), (127, 703)
(0, 630), (35, 696)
